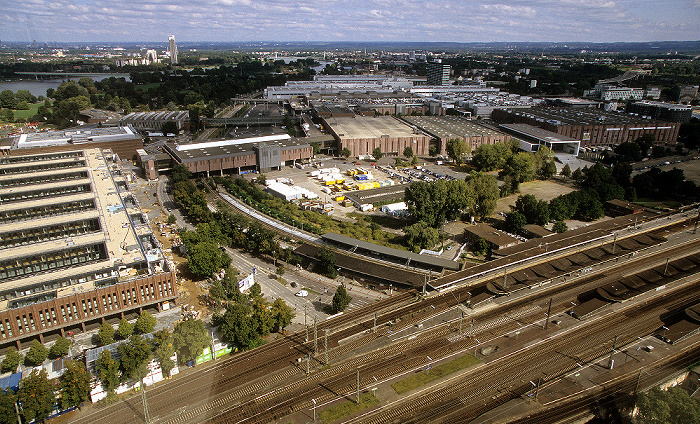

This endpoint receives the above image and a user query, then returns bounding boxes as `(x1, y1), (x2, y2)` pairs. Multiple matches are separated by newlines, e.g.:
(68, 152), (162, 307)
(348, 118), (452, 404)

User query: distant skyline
(1, 0), (699, 45)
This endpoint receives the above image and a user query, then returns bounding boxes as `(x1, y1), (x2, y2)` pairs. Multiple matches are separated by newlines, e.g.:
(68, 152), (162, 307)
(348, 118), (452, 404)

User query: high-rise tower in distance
(427, 60), (450, 86)
(168, 35), (178, 65)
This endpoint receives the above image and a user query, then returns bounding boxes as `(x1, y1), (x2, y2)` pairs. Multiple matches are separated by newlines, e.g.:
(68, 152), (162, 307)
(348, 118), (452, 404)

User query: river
(0, 73), (131, 98)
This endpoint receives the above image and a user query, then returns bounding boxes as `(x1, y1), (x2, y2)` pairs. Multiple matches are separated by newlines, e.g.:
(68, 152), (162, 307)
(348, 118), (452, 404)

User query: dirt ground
(653, 159), (700, 185)
(150, 214), (210, 321)
(494, 178), (576, 214)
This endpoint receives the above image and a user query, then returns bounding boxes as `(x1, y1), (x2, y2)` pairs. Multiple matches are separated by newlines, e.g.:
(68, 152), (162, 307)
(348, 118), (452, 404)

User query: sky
(0, 0), (699, 44)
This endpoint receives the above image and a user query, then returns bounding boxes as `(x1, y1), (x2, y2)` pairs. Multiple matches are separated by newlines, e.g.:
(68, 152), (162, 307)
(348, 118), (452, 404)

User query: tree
(98, 321), (115, 346)
(446, 138), (470, 165)
(220, 303), (255, 349)
(472, 238), (489, 256)
(561, 164), (572, 178)
(188, 241), (231, 278)
(0, 108), (14, 123)
(0, 388), (18, 424)
(135, 311), (157, 335)
(153, 334), (175, 378)
(251, 297), (273, 337)
(24, 340), (48, 366)
(116, 317), (134, 340)
(248, 282), (262, 299)
(571, 167), (583, 181)
(636, 387), (700, 424)
(504, 212), (527, 234)
(317, 246), (337, 278)
(172, 319), (211, 365)
(0, 90), (17, 109)
(49, 336), (71, 359)
(332, 285), (352, 313)
(167, 214), (177, 224)
(275, 265), (285, 277)
(59, 360), (90, 409)
(429, 146), (437, 157)
(403, 221), (440, 252)
(341, 147), (351, 159)
(96, 351), (119, 393)
(161, 121), (179, 135)
(552, 221), (568, 233)
(1, 348), (21, 374)
(270, 298), (294, 332)
(372, 147), (383, 160)
(500, 152), (535, 191)
(117, 335), (152, 381)
(466, 172), (499, 220)
(403, 146), (414, 158)
(18, 369), (55, 424)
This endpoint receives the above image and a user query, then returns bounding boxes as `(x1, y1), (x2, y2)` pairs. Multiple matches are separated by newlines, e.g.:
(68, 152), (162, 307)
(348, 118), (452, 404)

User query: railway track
(74, 226), (700, 424)
(203, 243), (700, 424)
(355, 275), (700, 424)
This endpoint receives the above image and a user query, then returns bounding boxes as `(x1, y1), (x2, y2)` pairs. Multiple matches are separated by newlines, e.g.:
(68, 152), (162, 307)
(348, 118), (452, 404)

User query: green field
(319, 392), (379, 424)
(11, 102), (41, 119)
(391, 353), (480, 394)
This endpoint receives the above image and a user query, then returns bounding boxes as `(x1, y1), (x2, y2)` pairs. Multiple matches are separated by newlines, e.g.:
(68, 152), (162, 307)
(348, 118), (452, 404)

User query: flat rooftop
(15, 127), (139, 149)
(345, 185), (408, 205)
(402, 116), (505, 140)
(498, 107), (675, 127)
(499, 123), (579, 143)
(166, 135), (310, 163)
(324, 116), (427, 139)
(0, 148), (158, 291)
(322, 232), (460, 271)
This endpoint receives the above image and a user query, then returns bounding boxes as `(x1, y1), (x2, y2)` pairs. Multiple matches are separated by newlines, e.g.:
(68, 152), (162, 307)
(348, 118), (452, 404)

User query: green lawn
(391, 354), (480, 394)
(319, 392), (379, 424)
(11, 102), (41, 119)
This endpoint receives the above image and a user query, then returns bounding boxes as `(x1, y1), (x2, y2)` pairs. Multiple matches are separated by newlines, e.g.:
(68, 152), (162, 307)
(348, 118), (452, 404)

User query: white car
(295, 290), (308, 297)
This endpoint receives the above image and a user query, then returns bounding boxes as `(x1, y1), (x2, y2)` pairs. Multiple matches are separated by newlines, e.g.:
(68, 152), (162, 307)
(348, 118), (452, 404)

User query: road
(155, 176), (377, 323)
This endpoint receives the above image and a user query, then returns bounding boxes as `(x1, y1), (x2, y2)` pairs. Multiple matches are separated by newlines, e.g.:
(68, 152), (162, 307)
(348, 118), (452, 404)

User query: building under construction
(0, 148), (177, 348)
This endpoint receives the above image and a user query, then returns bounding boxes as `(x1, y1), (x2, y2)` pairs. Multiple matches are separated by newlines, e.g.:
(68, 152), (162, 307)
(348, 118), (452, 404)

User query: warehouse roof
(324, 116), (428, 139)
(402, 115), (505, 140)
(499, 107), (675, 127)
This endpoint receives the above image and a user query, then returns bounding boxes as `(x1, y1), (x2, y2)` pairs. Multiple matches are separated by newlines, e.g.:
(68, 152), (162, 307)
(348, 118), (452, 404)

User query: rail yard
(67, 200), (700, 424)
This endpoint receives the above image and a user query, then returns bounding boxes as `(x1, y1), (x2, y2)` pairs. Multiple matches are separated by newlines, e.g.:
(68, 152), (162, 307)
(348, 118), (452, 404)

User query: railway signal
(314, 318), (318, 354)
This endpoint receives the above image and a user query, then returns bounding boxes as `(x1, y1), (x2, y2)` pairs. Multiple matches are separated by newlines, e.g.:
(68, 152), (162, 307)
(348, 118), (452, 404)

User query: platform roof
(321, 232), (460, 271)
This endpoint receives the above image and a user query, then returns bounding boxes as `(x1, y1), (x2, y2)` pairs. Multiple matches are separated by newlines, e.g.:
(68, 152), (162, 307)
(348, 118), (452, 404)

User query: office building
(427, 61), (451, 86)
(0, 149), (176, 348)
(168, 35), (178, 65)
